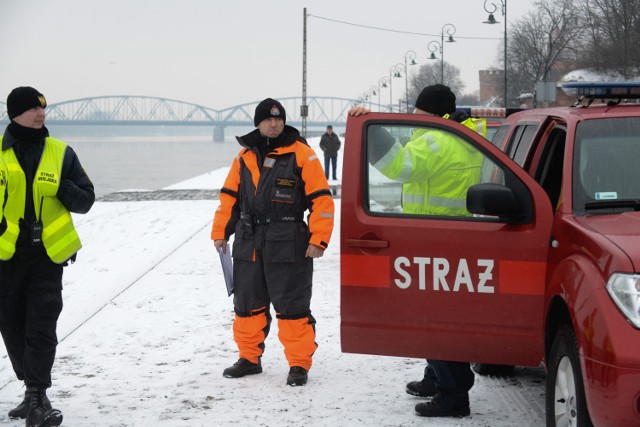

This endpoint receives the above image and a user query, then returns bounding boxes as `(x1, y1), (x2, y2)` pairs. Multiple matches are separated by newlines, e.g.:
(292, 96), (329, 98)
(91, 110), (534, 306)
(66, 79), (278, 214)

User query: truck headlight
(607, 273), (640, 329)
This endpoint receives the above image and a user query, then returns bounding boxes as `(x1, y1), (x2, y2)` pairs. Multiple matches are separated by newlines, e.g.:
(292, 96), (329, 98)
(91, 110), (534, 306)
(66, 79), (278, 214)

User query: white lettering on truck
(394, 257), (495, 293)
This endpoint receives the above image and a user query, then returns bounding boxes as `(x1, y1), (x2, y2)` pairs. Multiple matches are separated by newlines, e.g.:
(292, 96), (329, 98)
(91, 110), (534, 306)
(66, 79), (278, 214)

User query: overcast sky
(1, 0), (532, 109)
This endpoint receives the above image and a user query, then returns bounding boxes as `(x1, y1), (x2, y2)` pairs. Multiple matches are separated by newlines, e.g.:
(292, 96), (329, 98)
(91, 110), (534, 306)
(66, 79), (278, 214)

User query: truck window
(506, 124), (539, 167)
(490, 123), (510, 148)
(534, 128), (566, 210)
(365, 123), (505, 218)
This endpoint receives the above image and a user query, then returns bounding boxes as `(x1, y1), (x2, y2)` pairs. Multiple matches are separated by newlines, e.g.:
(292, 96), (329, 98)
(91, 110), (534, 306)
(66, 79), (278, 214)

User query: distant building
(479, 69), (504, 106)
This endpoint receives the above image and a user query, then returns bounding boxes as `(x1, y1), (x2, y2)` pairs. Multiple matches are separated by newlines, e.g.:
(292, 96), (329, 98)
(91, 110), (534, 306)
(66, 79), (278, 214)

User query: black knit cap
(7, 86), (47, 119)
(414, 84), (456, 117)
(254, 98), (286, 126)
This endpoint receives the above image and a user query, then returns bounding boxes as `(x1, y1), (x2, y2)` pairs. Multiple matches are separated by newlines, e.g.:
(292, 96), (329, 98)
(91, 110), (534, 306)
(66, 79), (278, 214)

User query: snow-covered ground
(0, 137), (545, 426)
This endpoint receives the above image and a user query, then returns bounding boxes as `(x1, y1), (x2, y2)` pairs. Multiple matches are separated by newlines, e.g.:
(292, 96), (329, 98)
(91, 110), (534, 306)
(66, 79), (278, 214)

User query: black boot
(7, 389), (52, 419)
(25, 387), (62, 427)
(223, 358), (262, 378)
(406, 378), (438, 397)
(415, 394), (470, 418)
(286, 366), (308, 386)
(8, 390), (28, 419)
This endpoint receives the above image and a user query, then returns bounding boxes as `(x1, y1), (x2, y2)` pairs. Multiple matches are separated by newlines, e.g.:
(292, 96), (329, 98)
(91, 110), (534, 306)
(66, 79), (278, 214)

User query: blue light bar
(561, 82), (640, 98)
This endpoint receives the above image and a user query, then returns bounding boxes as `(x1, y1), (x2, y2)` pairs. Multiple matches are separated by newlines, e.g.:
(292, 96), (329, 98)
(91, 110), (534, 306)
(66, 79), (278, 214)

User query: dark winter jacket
(319, 132), (341, 157)
(212, 125), (334, 251)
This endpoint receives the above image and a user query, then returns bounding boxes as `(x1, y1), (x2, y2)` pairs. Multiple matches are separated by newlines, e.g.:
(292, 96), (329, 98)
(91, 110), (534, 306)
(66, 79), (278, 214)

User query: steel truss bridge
(0, 96), (364, 141)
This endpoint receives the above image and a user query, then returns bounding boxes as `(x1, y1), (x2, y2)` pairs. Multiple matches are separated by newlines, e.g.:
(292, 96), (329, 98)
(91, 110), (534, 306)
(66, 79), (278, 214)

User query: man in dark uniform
(319, 124), (341, 180)
(0, 86), (95, 427)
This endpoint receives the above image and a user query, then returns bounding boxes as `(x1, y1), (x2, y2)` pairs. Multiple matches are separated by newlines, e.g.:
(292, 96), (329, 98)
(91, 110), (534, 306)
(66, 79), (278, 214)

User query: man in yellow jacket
(350, 84), (484, 418)
(212, 98), (334, 387)
(357, 84), (485, 217)
(0, 86), (95, 427)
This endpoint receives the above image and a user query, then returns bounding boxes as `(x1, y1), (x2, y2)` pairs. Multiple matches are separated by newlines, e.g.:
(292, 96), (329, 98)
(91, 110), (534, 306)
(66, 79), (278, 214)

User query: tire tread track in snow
(477, 366), (546, 426)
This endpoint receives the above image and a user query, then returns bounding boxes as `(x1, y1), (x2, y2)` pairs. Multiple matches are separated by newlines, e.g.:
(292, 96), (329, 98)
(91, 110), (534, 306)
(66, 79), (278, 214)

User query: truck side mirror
(467, 183), (525, 222)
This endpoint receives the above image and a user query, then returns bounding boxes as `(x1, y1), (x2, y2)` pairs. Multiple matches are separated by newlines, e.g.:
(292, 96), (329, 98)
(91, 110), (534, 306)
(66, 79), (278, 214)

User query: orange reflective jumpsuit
(212, 125), (334, 372)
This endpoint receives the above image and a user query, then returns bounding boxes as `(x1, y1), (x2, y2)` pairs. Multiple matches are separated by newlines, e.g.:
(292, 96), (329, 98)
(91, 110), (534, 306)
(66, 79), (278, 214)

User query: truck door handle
(345, 238), (389, 248)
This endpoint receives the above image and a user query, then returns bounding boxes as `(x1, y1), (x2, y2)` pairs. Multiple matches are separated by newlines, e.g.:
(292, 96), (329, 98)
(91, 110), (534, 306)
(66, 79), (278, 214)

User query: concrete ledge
(98, 185), (340, 202)
(98, 189), (219, 202)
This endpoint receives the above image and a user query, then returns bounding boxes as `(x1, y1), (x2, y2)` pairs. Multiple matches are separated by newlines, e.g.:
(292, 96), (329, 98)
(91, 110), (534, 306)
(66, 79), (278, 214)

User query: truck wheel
(545, 324), (592, 427)
(471, 363), (515, 376)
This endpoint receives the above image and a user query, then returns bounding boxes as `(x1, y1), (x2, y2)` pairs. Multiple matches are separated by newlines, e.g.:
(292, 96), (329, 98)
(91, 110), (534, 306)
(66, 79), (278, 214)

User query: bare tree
(507, 0), (582, 95)
(577, 0), (640, 77)
(457, 91), (481, 106)
(408, 62), (465, 106)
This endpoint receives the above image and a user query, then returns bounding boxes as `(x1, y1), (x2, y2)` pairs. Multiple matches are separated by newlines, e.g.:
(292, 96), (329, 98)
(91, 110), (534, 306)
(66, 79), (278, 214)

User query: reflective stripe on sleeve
(425, 134), (441, 152)
(396, 150), (414, 183)
(373, 140), (403, 172)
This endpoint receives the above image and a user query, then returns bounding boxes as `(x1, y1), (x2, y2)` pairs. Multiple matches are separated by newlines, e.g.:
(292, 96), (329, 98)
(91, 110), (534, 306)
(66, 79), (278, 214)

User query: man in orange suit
(212, 98), (334, 386)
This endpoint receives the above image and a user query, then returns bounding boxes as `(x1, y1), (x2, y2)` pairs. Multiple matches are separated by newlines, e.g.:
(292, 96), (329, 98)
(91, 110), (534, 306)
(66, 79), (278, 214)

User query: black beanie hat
(414, 84), (456, 117)
(254, 98), (286, 126)
(7, 86), (47, 119)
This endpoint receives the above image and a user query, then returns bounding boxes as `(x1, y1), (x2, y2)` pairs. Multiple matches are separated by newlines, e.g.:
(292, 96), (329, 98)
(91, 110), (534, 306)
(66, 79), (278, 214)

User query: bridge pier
(213, 126), (225, 143)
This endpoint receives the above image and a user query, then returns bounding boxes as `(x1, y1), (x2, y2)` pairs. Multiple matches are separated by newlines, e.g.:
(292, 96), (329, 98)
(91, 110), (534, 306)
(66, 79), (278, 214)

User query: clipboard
(218, 246), (234, 296)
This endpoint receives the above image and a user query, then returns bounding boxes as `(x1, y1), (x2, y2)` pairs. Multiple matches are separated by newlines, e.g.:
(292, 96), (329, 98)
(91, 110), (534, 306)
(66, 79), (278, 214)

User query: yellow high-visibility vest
(0, 137), (81, 263)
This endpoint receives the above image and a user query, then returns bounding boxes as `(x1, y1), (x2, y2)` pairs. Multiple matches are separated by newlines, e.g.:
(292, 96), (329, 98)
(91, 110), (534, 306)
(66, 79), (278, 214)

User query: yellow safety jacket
(374, 117), (486, 216)
(0, 137), (81, 263)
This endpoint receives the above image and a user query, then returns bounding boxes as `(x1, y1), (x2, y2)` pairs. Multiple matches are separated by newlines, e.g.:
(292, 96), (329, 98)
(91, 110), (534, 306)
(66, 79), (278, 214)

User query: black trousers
(324, 156), (338, 180)
(425, 359), (475, 408)
(232, 222), (313, 316)
(0, 255), (63, 388)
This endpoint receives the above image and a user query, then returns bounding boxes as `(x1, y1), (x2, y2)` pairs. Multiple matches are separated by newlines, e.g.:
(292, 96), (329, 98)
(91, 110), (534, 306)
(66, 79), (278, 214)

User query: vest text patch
(275, 178), (296, 188)
(37, 172), (58, 184)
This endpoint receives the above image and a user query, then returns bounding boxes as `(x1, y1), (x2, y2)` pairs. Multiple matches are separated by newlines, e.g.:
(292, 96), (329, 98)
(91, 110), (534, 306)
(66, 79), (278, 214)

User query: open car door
(340, 113), (553, 366)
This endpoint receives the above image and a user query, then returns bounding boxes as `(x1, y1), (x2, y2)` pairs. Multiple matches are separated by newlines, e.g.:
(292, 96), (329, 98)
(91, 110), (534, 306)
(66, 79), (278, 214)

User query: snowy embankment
(0, 137), (545, 426)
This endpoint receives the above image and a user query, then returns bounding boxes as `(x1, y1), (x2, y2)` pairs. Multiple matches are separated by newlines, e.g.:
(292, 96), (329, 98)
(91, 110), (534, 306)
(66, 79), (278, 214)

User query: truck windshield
(574, 117), (640, 214)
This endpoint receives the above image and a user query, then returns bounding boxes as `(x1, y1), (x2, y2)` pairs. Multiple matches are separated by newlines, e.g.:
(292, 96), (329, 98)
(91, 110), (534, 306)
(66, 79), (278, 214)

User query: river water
(48, 125), (253, 197)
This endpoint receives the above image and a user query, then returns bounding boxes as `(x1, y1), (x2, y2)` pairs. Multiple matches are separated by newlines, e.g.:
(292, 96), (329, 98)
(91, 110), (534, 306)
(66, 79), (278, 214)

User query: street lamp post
(369, 86), (378, 109)
(378, 77), (389, 111)
(440, 24), (456, 85)
(404, 50), (417, 112)
(301, 8), (308, 137)
(427, 40), (443, 83)
(428, 23), (457, 85)
(357, 92), (366, 106)
(389, 63), (404, 112)
(483, 0), (508, 108)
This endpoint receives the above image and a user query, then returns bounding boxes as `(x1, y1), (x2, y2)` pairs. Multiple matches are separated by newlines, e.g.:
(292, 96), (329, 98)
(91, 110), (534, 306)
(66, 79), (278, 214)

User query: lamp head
(484, 13), (499, 24)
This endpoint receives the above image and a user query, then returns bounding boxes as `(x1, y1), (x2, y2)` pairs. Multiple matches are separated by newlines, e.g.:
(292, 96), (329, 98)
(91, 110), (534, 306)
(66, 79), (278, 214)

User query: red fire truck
(340, 83), (640, 426)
